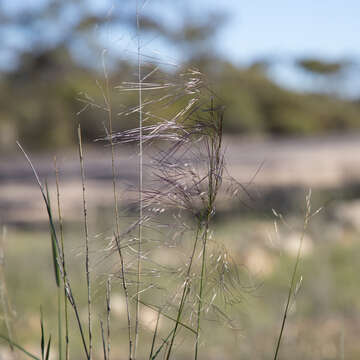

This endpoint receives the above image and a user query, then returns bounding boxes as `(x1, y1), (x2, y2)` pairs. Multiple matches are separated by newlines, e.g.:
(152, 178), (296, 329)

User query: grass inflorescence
(0, 2), (317, 360)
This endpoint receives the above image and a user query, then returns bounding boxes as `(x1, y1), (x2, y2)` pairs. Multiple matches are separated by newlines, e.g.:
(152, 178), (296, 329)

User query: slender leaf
(149, 310), (161, 360)
(18, 137), (90, 360)
(45, 335), (52, 360)
(151, 329), (174, 360)
(0, 334), (40, 360)
(45, 182), (60, 288)
(57, 287), (63, 360)
(40, 307), (45, 360)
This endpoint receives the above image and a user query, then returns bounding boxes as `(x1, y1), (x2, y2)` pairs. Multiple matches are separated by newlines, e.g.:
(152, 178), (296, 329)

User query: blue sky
(135, 0), (360, 97)
(117, 0), (360, 64)
(4, 0), (359, 62)
(215, 0), (360, 64)
(206, 0), (360, 96)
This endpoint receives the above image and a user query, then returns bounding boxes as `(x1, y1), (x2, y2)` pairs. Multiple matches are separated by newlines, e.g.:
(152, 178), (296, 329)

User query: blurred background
(1, 0), (360, 359)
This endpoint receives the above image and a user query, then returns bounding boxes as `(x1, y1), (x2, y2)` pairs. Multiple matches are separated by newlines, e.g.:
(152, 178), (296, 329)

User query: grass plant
(273, 191), (319, 359)
(10, 67), (247, 359)
(0, 2), (320, 360)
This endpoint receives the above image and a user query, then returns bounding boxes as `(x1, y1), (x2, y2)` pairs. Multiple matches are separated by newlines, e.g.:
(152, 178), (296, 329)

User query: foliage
(297, 58), (346, 75)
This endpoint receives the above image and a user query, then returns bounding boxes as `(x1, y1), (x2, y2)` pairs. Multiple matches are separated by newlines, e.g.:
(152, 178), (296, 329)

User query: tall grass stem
(54, 158), (69, 360)
(106, 278), (111, 360)
(166, 224), (202, 360)
(102, 53), (133, 360)
(134, 1), (144, 359)
(17, 142), (89, 359)
(273, 192), (312, 360)
(114, 234), (133, 359)
(77, 124), (92, 360)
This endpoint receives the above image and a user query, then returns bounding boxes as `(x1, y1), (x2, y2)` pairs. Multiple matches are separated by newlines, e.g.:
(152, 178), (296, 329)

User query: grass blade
(40, 307), (45, 360)
(16, 143), (59, 268)
(45, 180), (63, 360)
(106, 277), (111, 360)
(0, 334), (40, 360)
(17, 142), (90, 360)
(149, 310), (161, 360)
(45, 182), (60, 288)
(45, 335), (52, 360)
(57, 286), (62, 360)
(151, 329), (175, 360)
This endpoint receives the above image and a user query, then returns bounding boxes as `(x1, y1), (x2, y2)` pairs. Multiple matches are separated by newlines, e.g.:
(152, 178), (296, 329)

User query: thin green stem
(57, 286), (62, 360)
(78, 124), (92, 360)
(115, 234), (133, 358)
(0, 334), (40, 360)
(134, 1), (143, 359)
(102, 53), (132, 360)
(106, 278), (111, 360)
(195, 102), (223, 360)
(273, 196), (311, 360)
(166, 224), (202, 360)
(149, 310), (161, 360)
(194, 221), (210, 360)
(55, 157), (68, 360)
(17, 142), (89, 360)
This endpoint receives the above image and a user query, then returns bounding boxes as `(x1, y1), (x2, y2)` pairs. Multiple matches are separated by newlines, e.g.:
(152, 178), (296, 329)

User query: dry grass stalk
(134, 1), (144, 359)
(101, 52), (133, 360)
